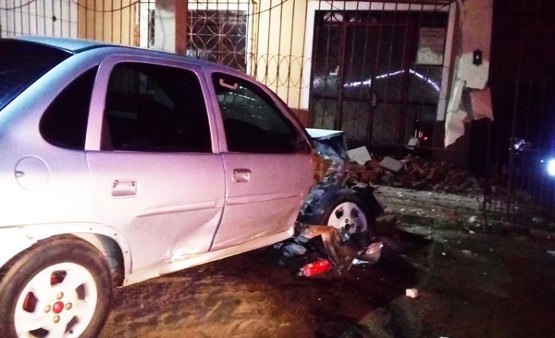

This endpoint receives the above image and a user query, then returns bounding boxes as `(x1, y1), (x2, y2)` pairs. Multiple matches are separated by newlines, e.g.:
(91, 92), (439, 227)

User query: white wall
(0, 0), (78, 38)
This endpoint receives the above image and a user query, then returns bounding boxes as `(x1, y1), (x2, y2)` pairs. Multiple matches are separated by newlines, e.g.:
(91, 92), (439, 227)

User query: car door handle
(112, 179), (137, 197)
(233, 169), (251, 183)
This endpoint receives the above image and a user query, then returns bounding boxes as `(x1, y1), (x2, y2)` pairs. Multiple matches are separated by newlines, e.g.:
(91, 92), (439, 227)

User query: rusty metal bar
(285, 0), (296, 106)
(335, 2), (347, 131)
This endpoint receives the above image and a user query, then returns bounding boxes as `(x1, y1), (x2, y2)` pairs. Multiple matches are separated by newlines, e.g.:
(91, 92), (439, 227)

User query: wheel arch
(72, 233), (126, 286)
(0, 223), (131, 287)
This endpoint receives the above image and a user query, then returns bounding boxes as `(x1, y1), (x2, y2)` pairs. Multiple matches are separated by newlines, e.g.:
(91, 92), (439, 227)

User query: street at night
(100, 188), (555, 338)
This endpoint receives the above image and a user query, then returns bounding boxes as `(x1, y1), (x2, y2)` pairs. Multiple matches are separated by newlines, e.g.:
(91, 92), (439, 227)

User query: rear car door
(208, 72), (313, 250)
(86, 56), (225, 273)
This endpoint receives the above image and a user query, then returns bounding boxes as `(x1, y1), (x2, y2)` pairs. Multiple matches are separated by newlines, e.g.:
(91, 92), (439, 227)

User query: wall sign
(416, 27), (446, 65)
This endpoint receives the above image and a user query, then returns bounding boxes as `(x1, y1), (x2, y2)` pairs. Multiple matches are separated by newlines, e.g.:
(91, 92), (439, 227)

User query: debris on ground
(353, 242), (384, 266)
(347, 146), (372, 166)
(373, 185), (483, 231)
(298, 259), (333, 277)
(405, 288), (419, 299)
(277, 225), (385, 278)
(347, 154), (481, 194)
(281, 242), (308, 257)
(379, 156), (404, 173)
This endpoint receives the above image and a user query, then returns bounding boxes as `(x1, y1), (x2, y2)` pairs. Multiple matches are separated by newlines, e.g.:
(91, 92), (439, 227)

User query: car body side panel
(0, 40), (315, 288)
(86, 152), (225, 274)
(125, 226), (294, 285)
(85, 54), (226, 274)
(0, 146), (97, 227)
(202, 70), (314, 250)
(211, 153), (312, 249)
(0, 52), (104, 228)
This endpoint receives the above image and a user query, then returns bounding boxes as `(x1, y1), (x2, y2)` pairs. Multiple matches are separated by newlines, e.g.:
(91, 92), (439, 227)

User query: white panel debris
(379, 157), (404, 173)
(458, 53), (489, 90)
(347, 146), (372, 166)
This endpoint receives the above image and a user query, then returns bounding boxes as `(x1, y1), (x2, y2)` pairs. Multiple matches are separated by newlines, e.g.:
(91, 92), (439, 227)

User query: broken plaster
(445, 78), (466, 147)
(444, 0), (493, 147)
(458, 52), (489, 90)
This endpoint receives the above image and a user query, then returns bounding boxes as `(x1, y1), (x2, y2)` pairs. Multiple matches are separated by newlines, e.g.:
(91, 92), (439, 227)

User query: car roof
(11, 36), (236, 72)
(14, 35), (111, 52)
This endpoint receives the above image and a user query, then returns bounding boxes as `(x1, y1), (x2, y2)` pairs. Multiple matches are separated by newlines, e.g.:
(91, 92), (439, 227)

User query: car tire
(312, 189), (376, 240)
(0, 235), (113, 338)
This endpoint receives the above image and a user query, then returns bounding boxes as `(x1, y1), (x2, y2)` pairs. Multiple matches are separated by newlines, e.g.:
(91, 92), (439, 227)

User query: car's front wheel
(0, 236), (113, 338)
(312, 189), (375, 241)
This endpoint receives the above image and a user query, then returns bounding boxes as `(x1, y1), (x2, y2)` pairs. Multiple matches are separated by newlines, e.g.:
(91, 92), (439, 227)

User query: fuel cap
(14, 156), (50, 191)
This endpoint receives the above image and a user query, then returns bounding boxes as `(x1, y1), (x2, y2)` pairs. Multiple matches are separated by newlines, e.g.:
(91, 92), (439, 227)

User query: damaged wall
(444, 0), (493, 147)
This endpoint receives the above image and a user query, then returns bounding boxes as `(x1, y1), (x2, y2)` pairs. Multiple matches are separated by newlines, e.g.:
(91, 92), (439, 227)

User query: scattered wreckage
(276, 129), (385, 277)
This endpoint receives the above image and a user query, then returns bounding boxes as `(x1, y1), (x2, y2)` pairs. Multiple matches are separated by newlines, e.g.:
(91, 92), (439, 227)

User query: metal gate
(484, 0), (555, 219)
(309, 4), (449, 149)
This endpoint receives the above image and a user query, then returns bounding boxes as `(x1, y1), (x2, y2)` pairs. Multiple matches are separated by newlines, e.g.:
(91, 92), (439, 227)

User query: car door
(86, 56), (225, 274)
(208, 72), (314, 250)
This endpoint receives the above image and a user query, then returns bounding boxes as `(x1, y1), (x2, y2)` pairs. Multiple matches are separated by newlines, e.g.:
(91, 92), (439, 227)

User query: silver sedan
(0, 36), (314, 338)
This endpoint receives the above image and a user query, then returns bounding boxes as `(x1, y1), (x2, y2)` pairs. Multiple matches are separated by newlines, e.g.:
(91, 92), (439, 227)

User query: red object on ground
(300, 259), (332, 277)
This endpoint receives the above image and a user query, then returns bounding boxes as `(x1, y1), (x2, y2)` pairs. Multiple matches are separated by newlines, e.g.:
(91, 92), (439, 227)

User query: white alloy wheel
(326, 201), (369, 235)
(14, 262), (98, 337)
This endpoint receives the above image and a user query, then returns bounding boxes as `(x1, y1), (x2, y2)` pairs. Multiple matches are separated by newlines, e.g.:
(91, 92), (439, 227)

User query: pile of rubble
(346, 154), (481, 194)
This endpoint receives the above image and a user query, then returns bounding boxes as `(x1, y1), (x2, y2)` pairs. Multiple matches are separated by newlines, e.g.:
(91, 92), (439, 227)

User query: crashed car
(0, 36), (314, 337)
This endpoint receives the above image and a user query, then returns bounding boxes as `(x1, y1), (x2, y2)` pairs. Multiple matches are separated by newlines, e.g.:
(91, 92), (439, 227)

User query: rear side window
(102, 63), (211, 152)
(40, 67), (97, 150)
(0, 40), (70, 111)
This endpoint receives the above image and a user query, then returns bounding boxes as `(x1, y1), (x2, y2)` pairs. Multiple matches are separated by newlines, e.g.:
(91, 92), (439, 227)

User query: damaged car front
(276, 128), (385, 276)
(300, 128), (384, 238)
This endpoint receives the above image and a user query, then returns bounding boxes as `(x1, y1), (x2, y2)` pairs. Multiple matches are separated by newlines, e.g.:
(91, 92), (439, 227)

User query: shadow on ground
(100, 229), (430, 338)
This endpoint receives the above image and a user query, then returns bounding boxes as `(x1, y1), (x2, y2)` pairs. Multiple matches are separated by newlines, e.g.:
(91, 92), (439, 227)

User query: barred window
(187, 10), (247, 72)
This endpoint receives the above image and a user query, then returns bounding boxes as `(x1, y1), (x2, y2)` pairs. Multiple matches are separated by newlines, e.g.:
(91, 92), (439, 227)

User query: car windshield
(0, 40), (71, 111)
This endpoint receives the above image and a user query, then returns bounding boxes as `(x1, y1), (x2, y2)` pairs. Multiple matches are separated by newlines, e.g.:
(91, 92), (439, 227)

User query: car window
(103, 62), (211, 152)
(40, 67), (97, 150)
(213, 73), (300, 153)
(0, 40), (71, 111)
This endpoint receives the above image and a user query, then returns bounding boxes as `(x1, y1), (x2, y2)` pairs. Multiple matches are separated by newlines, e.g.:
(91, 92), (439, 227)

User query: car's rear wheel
(0, 236), (113, 338)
